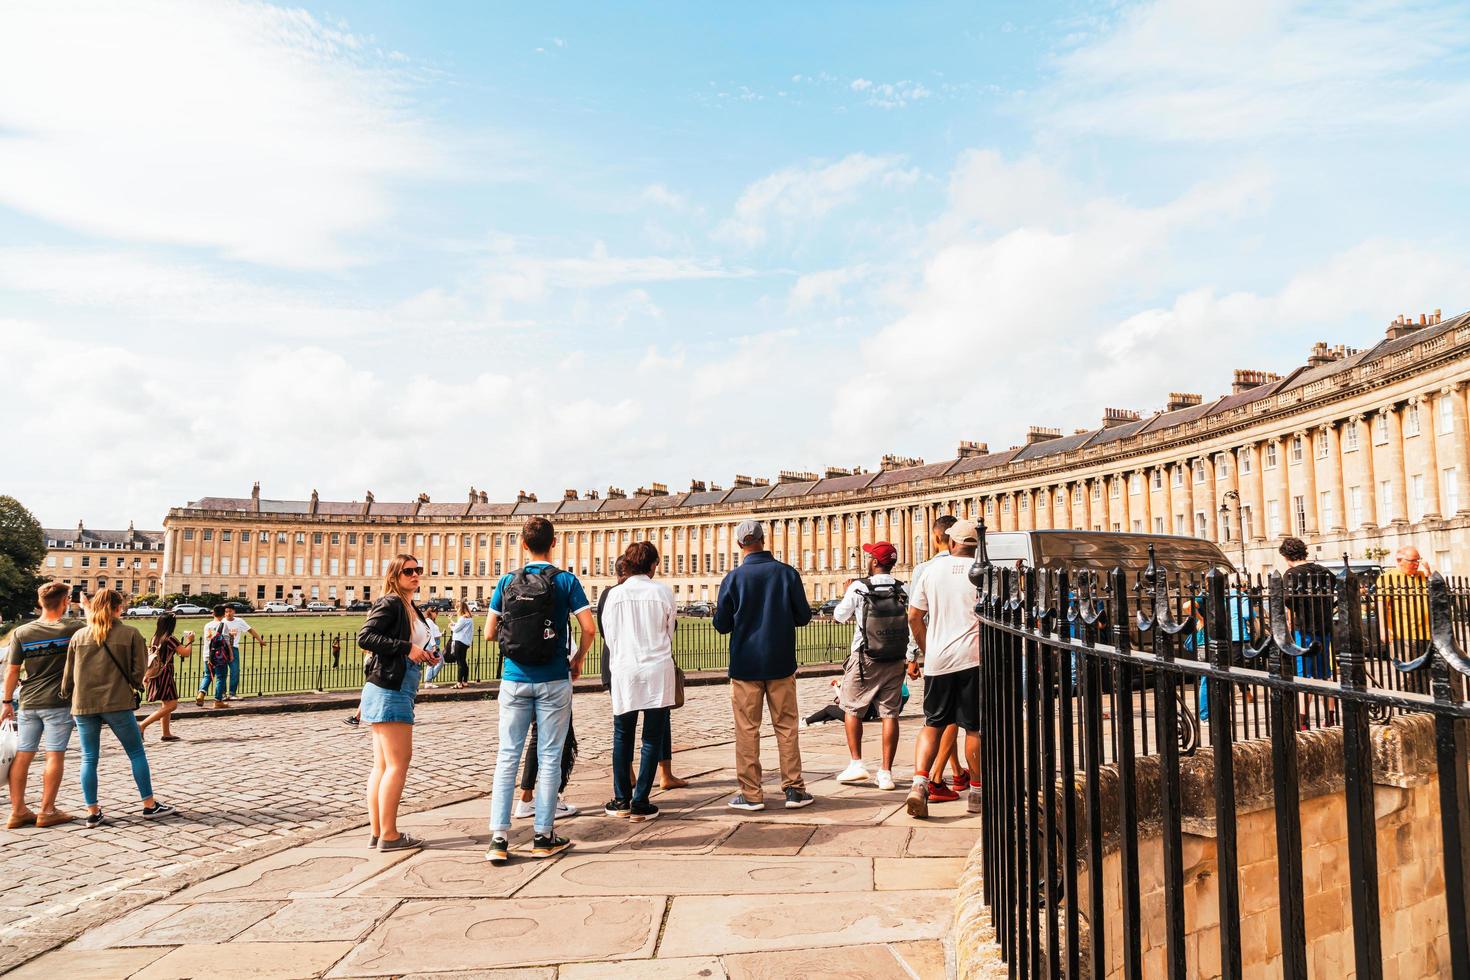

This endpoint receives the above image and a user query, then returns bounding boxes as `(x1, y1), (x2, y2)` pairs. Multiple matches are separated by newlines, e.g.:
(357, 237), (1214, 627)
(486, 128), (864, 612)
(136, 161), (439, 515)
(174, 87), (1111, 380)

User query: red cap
(863, 541), (898, 565)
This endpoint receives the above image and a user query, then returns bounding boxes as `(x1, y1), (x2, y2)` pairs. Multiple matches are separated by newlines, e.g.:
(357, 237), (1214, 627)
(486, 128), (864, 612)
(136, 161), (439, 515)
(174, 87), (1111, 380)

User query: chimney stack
(880, 454), (924, 471)
(689, 479), (706, 493)
(309, 489), (319, 514)
(251, 481), (261, 513)
(1101, 408), (1140, 428)
(1023, 427), (1061, 446)
(606, 486), (626, 500)
(479, 490), (489, 504)
(824, 465), (856, 478)
(563, 489), (578, 501)
(957, 440), (989, 458)
(1165, 393), (1202, 412)
(733, 474), (754, 488)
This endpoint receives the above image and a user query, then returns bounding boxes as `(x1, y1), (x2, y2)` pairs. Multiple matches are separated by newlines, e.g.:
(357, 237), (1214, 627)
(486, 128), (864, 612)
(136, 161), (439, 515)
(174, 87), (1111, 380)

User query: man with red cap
(831, 540), (910, 790)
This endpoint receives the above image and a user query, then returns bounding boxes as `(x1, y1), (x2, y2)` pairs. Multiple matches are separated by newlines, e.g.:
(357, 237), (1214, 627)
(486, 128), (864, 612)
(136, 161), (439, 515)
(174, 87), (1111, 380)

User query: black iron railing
(974, 548), (1470, 980)
(209, 618), (854, 698)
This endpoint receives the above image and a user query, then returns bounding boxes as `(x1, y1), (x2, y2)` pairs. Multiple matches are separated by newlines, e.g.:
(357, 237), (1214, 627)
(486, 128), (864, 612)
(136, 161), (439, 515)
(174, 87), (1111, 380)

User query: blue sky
(3, 0), (1469, 527)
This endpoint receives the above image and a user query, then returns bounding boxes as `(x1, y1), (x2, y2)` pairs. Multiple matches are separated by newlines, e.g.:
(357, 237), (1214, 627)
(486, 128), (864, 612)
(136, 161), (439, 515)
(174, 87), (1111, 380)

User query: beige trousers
(730, 674), (805, 802)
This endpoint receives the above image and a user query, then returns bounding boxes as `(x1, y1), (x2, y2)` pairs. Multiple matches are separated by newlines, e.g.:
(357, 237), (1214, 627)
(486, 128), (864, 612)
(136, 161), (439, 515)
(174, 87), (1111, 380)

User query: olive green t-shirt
(4, 618), (85, 709)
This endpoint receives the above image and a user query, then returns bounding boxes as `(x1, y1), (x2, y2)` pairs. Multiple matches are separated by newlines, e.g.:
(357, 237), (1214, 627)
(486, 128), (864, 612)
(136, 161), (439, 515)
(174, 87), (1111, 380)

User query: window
(347, 559), (357, 576)
(1130, 474), (1141, 495)
(1092, 483), (1102, 501)
(46, 555), (56, 568)
(414, 534), (425, 547)
(330, 559), (340, 575)
(663, 557), (671, 575)
(1290, 435), (1304, 464)
(429, 559), (441, 575)
(1320, 491), (1334, 530)
(1072, 487), (1082, 504)
(259, 531), (269, 543)
(1173, 467), (1184, 487)
(1444, 467), (1461, 514)
(293, 557), (304, 575)
(330, 533), (340, 545)
(1110, 480), (1120, 499)
(431, 534), (441, 546)
(1217, 454), (1230, 478)
(1193, 460), (1206, 483)
(181, 556), (192, 573)
(220, 557), (230, 574)
(1174, 514), (1186, 535)
(1349, 486), (1364, 528)
(1241, 505), (1253, 539)
(1020, 494), (1029, 511)
(1195, 512), (1208, 537)
(1265, 442), (1278, 468)
(257, 556), (267, 574)
(311, 558), (321, 575)
(676, 555), (685, 574)
(258, 585), (266, 600)
(1411, 474), (1426, 521)
(1152, 469), (1163, 490)
(348, 533), (357, 544)
(312, 532), (323, 544)
(1002, 497), (1011, 514)
(477, 560), (486, 575)
(985, 499), (994, 515)
(478, 534), (488, 546)
(295, 532), (305, 544)
(1132, 519), (1143, 532)
(183, 529), (195, 541)
(1405, 402), (1421, 436)
(364, 559), (375, 577)
(462, 561), (470, 576)
(1317, 434), (1329, 459)
(222, 530), (232, 542)
(97, 556), (108, 568)
(1240, 447), (1253, 474)
(1267, 500), (1281, 537)
(1438, 395), (1455, 435)
(202, 529), (213, 541)
(1292, 495), (1307, 535)
(1344, 424), (1359, 452)
(1378, 480), (1392, 524)
(495, 560), (503, 575)
(1153, 517), (1165, 534)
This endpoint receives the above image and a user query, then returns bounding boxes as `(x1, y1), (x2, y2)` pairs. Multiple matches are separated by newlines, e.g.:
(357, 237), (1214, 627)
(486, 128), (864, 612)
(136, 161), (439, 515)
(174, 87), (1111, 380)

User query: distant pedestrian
(220, 606), (264, 700)
(61, 589), (174, 828)
(196, 606), (233, 709)
(1279, 536), (1337, 728)
(713, 519), (814, 812)
(905, 519), (982, 820)
(600, 542), (677, 821)
(139, 614), (191, 742)
(2, 582), (85, 829)
(485, 517), (593, 864)
(357, 554), (440, 851)
(907, 515), (969, 802)
(421, 607), (445, 687)
(1378, 545), (1432, 665)
(449, 601), (475, 688)
(832, 540), (908, 791)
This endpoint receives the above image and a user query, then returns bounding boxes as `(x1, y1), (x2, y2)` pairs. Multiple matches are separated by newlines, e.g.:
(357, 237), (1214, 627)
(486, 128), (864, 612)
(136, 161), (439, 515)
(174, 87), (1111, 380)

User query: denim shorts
(17, 706), (75, 753)
(360, 662), (421, 725)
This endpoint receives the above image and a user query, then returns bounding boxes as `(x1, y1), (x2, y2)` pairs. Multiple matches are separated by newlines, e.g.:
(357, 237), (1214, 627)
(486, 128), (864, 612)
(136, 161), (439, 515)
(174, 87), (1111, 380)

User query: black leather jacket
(357, 594), (425, 691)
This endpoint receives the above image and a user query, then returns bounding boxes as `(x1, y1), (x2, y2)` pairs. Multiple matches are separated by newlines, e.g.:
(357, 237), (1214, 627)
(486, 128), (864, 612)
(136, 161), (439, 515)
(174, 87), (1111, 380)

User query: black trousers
(450, 640), (470, 682)
(520, 721), (577, 793)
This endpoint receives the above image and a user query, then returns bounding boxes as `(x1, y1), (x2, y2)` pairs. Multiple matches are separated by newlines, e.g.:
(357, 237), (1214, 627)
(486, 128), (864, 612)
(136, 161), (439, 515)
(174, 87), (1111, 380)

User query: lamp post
(1220, 489), (1247, 576)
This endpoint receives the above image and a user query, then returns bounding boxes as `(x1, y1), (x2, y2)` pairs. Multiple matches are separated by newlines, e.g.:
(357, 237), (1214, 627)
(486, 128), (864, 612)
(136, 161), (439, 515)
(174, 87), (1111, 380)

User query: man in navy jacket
(713, 520), (815, 811)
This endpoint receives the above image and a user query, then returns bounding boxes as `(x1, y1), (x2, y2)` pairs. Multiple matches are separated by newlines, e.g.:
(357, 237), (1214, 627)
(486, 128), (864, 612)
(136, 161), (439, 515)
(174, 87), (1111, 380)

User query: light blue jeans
(75, 710), (154, 807)
(198, 652), (240, 696)
(490, 679), (572, 836)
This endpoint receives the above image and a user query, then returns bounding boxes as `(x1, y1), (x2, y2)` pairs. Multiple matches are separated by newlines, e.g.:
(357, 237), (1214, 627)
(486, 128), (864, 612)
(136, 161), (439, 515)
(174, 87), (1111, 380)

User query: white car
(305, 601), (337, 612)
(171, 603), (210, 615)
(126, 605), (165, 617)
(263, 601), (299, 613)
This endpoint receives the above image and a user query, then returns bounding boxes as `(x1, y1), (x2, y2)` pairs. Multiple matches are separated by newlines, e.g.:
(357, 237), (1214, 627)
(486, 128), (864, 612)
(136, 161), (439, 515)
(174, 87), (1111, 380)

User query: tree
(0, 496), (47, 621)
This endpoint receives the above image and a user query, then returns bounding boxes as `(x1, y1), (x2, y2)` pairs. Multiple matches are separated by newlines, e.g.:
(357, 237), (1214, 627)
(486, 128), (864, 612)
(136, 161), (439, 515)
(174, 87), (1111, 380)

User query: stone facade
(162, 311), (1470, 605)
(42, 521), (165, 600)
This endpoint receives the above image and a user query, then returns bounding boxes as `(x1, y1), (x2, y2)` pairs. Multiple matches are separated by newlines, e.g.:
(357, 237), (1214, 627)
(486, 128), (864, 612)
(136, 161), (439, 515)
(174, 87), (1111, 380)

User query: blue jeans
(75, 710), (154, 807)
(613, 708), (670, 806)
(199, 660), (228, 700)
(490, 679), (572, 836)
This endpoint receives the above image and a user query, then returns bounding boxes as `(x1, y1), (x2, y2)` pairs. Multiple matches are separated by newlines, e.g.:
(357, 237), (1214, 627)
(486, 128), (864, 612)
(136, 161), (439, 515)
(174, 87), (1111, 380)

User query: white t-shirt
(222, 618), (252, 645)
(833, 573), (906, 656)
(909, 553), (980, 676)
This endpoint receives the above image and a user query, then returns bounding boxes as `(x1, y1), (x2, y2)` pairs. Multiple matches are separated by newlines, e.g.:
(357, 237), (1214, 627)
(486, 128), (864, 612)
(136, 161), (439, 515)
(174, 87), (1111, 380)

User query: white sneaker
(555, 797), (579, 819)
(876, 770), (896, 791)
(512, 799), (535, 819)
(836, 761), (870, 784)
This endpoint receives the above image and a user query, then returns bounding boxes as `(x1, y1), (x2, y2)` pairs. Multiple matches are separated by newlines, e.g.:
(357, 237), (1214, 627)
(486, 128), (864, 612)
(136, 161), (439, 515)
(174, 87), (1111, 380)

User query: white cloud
(715, 153), (916, 248)
(787, 265), (871, 311)
(1043, 0), (1470, 141)
(640, 184), (689, 210)
(850, 78), (873, 91)
(0, 0), (440, 269)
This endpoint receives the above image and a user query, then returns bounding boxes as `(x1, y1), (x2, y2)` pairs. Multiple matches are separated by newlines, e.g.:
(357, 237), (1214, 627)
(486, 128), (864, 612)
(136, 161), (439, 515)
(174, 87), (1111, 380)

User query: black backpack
(857, 578), (908, 661)
(497, 565), (563, 666)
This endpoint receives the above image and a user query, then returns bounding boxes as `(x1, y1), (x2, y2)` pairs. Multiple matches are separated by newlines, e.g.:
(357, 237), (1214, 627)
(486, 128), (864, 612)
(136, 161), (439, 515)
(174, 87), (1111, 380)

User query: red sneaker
(952, 769), (971, 792)
(926, 780), (960, 803)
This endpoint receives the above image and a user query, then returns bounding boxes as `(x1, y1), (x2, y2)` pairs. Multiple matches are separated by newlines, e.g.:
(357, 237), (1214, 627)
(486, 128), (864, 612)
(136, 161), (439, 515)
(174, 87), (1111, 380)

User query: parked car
(465, 599), (482, 613)
(345, 600), (372, 612)
(263, 600), (299, 613)
(224, 600), (254, 613)
(305, 601), (338, 612)
(812, 599), (840, 617)
(682, 602), (712, 617)
(126, 605), (165, 617)
(170, 603), (209, 615)
(421, 597), (455, 613)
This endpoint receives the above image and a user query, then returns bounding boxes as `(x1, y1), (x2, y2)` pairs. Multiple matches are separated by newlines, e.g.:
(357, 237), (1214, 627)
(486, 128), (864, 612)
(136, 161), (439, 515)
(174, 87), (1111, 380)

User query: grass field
(106, 612), (855, 699)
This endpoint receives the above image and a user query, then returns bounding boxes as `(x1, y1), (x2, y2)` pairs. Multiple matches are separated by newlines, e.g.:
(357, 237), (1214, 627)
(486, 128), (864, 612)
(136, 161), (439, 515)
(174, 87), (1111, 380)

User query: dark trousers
(450, 641), (470, 683)
(613, 708), (670, 805)
(520, 721), (576, 793)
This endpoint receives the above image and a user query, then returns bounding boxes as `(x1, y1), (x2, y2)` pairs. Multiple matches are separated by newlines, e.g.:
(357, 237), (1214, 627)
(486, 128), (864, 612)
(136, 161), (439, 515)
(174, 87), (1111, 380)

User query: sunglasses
(400, 567), (423, 576)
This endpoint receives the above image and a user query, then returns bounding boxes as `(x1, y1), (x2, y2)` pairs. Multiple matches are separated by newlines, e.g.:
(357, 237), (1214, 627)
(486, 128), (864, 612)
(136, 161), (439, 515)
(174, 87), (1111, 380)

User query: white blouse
(601, 575), (678, 715)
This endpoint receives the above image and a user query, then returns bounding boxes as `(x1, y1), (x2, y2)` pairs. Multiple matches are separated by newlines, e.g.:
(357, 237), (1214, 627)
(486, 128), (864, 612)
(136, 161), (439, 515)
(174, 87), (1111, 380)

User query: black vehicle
(224, 600), (254, 613)
(422, 597), (455, 613)
(813, 598), (840, 617)
(345, 600), (372, 612)
(682, 602), (712, 617)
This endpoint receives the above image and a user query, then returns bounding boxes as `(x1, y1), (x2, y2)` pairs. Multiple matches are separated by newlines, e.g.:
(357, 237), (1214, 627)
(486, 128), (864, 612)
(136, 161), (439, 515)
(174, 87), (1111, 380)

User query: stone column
(1198, 455), (1217, 540)
(1323, 422), (1346, 531)
(1382, 405), (1410, 524)
(1248, 442), (1267, 539)
(1140, 469), (1154, 533)
(1414, 394), (1442, 519)
(1352, 415), (1377, 528)
(1181, 460), (1196, 536)
(1294, 430), (1319, 535)
(1446, 382), (1470, 514)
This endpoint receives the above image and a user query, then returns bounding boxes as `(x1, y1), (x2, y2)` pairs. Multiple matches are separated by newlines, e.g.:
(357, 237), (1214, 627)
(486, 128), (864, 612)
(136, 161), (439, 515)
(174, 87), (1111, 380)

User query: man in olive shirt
(2, 583), (86, 828)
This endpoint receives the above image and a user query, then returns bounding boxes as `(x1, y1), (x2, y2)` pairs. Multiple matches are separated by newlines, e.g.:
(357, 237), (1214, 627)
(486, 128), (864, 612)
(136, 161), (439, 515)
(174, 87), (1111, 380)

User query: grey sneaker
(783, 788), (814, 810)
(377, 832), (423, 852)
(485, 836), (510, 864)
(906, 782), (930, 820)
(727, 795), (765, 812)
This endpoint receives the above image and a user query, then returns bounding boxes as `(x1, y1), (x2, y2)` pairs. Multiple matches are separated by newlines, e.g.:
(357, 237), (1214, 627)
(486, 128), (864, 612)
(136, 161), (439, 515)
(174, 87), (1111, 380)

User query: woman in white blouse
(599, 541), (677, 821)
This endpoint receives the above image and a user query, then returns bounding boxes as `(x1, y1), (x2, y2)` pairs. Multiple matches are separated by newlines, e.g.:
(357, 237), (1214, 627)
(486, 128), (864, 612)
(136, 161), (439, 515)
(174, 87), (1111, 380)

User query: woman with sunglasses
(356, 554), (440, 851)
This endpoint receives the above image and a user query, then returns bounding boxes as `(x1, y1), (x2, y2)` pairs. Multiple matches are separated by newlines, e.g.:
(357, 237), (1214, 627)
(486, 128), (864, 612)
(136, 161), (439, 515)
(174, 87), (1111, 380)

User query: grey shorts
(839, 656), (907, 719)
(17, 706), (74, 753)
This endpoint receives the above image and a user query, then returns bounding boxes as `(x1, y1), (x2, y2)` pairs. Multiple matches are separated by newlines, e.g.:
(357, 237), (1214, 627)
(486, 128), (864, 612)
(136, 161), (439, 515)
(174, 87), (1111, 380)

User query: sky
(3, 0), (1470, 529)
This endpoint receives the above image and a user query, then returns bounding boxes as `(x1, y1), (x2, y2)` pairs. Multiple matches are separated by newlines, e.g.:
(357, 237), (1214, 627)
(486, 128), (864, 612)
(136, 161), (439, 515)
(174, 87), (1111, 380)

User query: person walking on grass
(600, 542), (678, 822)
(485, 517), (593, 865)
(357, 554), (441, 852)
(139, 614), (191, 742)
(713, 519), (814, 812)
(449, 600), (475, 688)
(61, 589), (174, 828)
(3, 582), (85, 829)
(831, 541), (909, 791)
(905, 519), (982, 820)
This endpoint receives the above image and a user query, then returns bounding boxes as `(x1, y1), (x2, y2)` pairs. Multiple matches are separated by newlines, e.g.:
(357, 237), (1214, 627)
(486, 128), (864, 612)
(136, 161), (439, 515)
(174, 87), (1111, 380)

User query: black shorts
(922, 667), (980, 731)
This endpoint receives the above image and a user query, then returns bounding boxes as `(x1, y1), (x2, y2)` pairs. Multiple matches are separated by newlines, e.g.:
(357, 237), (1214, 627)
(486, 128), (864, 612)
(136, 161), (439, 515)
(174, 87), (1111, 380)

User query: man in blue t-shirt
(484, 517), (593, 863)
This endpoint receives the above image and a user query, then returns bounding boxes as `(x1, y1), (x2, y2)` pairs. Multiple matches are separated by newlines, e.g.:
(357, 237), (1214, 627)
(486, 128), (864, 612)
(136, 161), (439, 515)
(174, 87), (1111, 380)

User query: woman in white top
(600, 541), (677, 821)
(449, 601), (475, 688)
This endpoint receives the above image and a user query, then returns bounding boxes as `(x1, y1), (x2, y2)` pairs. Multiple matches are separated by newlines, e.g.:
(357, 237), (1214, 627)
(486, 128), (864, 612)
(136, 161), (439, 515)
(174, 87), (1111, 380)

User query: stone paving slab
(132, 940), (356, 979)
(559, 956), (728, 978)
(657, 888), (953, 957)
(233, 898), (401, 943)
(326, 896), (664, 976)
(520, 853), (872, 897)
(722, 943), (913, 979)
(397, 970), (555, 980)
(5, 947), (170, 979)
(345, 848), (552, 898)
(167, 846), (417, 903)
(800, 824), (910, 857)
(714, 821), (815, 855)
(874, 856), (968, 890)
(905, 825), (984, 857)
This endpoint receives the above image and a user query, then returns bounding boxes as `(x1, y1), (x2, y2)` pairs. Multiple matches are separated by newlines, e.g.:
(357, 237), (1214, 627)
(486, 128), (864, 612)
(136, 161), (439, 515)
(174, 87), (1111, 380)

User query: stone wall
(952, 713), (1457, 979)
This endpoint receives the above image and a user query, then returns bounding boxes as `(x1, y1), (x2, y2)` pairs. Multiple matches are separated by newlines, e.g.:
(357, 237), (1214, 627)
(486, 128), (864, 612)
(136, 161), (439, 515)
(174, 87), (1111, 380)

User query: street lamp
(1220, 489), (1247, 577)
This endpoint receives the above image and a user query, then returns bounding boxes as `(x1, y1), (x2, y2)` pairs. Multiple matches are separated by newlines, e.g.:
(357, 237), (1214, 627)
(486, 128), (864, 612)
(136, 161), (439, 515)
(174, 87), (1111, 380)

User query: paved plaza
(3, 676), (974, 977)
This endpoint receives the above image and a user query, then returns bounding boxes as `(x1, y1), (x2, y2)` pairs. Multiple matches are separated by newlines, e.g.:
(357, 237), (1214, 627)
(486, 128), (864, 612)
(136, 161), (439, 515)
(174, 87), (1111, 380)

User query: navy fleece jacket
(712, 551), (812, 681)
